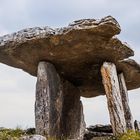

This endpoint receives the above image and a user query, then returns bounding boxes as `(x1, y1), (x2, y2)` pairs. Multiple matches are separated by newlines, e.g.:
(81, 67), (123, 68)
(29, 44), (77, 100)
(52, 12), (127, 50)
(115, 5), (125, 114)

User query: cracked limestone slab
(0, 16), (139, 97)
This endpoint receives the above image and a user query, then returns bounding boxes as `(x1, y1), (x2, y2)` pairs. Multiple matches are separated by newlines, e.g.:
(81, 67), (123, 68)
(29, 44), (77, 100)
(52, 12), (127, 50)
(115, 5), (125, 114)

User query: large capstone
(0, 16), (140, 97)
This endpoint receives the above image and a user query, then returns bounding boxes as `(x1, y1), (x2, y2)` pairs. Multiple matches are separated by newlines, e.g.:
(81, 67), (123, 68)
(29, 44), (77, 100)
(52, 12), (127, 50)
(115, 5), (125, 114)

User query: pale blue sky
(0, 0), (140, 128)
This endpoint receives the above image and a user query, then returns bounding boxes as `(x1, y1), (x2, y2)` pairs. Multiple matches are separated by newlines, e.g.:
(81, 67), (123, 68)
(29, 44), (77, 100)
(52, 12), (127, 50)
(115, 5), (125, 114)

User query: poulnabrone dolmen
(0, 16), (140, 139)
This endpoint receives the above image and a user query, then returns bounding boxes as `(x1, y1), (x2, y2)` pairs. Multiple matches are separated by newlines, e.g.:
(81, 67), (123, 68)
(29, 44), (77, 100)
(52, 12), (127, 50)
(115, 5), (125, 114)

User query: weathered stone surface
(87, 125), (112, 133)
(0, 16), (138, 97)
(35, 62), (85, 139)
(61, 81), (86, 139)
(101, 62), (127, 135)
(84, 131), (113, 140)
(80, 102), (86, 139)
(35, 62), (63, 137)
(20, 135), (46, 140)
(118, 59), (140, 90)
(84, 125), (113, 140)
(118, 73), (134, 130)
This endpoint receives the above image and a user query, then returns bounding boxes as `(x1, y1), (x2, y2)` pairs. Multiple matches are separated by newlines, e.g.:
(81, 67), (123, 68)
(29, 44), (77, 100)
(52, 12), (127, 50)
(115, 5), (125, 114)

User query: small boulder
(87, 124), (112, 133)
(20, 135), (46, 140)
(84, 125), (113, 140)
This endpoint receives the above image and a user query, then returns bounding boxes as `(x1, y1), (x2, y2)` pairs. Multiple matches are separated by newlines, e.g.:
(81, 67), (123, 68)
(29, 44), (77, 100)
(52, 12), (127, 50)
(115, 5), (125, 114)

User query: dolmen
(0, 16), (140, 139)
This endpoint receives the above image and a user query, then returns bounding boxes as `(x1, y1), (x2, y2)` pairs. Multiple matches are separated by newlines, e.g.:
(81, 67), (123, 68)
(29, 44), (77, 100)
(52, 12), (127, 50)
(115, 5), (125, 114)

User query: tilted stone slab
(118, 59), (140, 90)
(0, 16), (139, 97)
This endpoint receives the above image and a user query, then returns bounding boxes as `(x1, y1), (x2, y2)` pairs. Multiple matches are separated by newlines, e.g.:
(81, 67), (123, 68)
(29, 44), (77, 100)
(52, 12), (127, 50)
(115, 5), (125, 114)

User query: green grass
(0, 128), (67, 140)
(1, 128), (140, 140)
(117, 130), (140, 140)
(0, 127), (25, 140)
(0, 127), (36, 140)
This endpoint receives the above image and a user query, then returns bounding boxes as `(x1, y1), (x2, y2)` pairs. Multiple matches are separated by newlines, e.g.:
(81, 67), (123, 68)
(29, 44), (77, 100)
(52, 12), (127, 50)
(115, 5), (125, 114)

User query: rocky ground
(0, 125), (114, 140)
(4, 123), (140, 140)
(84, 124), (115, 140)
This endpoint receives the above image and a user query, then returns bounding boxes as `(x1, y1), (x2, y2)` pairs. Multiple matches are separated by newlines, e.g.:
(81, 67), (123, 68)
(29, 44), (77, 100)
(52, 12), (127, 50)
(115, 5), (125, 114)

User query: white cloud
(0, 0), (32, 32)
(129, 89), (140, 121)
(82, 96), (110, 126)
(0, 64), (36, 128)
(0, 26), (9, 36)
(0, 91), (35, 128)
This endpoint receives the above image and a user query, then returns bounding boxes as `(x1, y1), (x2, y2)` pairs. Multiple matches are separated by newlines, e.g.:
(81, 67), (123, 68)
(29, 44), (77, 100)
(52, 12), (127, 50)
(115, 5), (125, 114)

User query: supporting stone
(35, 61), (85, 139)
(134, 120), (140, 132)
(118, 73), (134, 130)
(61, 81), (86, 139)
(35, 61), (63, 138)
(101, 62), (126, 136)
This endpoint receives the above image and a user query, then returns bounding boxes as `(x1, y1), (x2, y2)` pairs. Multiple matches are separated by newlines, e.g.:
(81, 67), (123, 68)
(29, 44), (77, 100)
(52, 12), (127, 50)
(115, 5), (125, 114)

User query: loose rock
(20, 135), (46, 140)
(84, 125), (113, 140)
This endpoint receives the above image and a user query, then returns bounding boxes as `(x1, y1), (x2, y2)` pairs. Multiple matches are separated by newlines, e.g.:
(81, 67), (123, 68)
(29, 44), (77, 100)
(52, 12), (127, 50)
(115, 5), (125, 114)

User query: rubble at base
(84, 125), (114, 140)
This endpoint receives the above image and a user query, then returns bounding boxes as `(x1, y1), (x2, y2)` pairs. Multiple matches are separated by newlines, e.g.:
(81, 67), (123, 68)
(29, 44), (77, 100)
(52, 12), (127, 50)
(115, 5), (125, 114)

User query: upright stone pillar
(118, 73), (134, 130)
(35, 61), (85, 139)
(35, 61), (63, 138)
(101, 62), (127, 136)
(61, 81), (86, 139)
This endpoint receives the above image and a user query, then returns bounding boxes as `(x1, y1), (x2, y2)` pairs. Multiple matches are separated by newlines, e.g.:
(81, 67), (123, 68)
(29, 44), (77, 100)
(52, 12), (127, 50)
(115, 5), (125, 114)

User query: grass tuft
(117, 130), (140, 140)
(0, 127), (25, 140)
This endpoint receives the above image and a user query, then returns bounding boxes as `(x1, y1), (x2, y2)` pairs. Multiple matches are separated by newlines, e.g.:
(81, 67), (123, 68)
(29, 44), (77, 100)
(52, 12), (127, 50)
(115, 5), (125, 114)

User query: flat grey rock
(20, 135), (46, 140)
(0, 16), (139, 97)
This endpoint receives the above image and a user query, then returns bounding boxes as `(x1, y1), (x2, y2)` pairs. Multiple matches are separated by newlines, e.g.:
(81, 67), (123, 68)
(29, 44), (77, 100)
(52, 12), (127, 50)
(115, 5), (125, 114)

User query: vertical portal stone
(35, 61), (85, 139)
(101, 62), (126, 136)
(118, 73), (134, 130)
(35, 61), (63, 138)
(61, 81), (86, 139)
